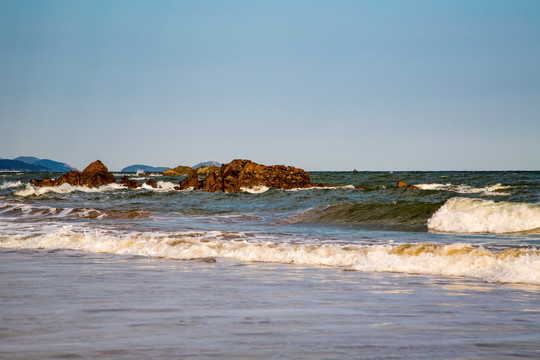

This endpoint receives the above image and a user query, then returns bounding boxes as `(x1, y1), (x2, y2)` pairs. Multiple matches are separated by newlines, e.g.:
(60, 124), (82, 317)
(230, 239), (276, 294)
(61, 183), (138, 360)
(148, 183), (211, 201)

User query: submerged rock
(120, 175), (139, 189)
(177, 159), (314, 192)
(397, 180), (419, 190)
(30, 160), (116, 188)
(144, 179), (158, 188)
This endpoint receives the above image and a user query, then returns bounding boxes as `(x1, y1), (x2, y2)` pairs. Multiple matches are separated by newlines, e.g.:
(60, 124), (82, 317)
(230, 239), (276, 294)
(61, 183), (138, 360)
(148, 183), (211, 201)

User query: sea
(1, 170), (540, 359)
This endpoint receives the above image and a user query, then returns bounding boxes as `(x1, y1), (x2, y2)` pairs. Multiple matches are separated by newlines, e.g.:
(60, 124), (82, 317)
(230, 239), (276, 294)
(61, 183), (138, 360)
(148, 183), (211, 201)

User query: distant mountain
(0, 159), (50, 172)
(192, 160), (221, 169)
(34, 159), (77, 172)
(5, 157), (77, 172)
(14, 156), (40, 164)
(121, 165), (169, 173)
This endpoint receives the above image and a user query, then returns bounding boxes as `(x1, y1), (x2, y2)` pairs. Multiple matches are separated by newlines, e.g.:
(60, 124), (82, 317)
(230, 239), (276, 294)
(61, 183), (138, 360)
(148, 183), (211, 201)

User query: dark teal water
(1, 170), (540, 279)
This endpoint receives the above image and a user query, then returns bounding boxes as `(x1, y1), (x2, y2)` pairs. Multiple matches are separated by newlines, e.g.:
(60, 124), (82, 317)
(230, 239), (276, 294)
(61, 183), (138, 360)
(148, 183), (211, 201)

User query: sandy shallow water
(1, 248), (539, 359)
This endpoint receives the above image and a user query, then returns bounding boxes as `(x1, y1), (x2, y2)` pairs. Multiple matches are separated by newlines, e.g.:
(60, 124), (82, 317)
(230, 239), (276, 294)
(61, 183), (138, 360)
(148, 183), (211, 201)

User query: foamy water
(427, 197), (540, 234)
(2, 226), (538, 284)
(416, 183), (512, 196)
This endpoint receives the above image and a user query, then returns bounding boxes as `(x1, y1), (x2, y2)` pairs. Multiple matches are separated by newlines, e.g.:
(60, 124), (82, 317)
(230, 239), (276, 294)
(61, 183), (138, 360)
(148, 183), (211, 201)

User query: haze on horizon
(1, 0), (539, 172)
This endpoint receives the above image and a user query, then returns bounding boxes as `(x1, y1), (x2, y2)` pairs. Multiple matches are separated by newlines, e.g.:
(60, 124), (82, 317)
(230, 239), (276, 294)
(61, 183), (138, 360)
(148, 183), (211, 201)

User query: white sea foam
(0, 181), (22, 189)
(0, 202), (104, 220)
(427, 197), (540, 234)
(14, 183), (124, 197)
(286, 185), (356, 192)
(141, 181), (178, 192)
(416, 183), (511, 196)
(2, 228), (539, 284)
(241, 185), (270, 194)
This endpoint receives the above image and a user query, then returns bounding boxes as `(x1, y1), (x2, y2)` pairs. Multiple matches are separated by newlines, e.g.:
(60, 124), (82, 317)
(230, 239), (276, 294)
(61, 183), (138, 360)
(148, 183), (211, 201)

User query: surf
(427, 197), (540, 234)
(2, 227), (539, 285)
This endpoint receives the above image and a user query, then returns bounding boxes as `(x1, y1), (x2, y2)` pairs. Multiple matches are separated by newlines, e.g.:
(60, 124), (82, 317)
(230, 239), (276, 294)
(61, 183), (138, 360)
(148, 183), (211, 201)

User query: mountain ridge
(121, 165), (169, 173)
(1, 157), (76, 172)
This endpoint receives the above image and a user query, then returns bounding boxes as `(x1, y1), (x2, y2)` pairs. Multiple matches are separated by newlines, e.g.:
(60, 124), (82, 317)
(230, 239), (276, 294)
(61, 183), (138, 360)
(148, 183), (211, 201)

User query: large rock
(30, 160), (116, 188)
(177, 159), (313, 192)
(178, 171), (202, 190)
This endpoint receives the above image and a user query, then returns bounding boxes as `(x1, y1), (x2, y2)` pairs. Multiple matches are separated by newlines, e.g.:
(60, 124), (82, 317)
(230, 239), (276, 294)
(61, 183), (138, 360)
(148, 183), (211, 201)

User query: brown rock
(162, 165), (192, 176)
(145, 179), (158, 188)
(180, 159), (314, 192)
(31, 160), (116, 188)
(178, 171), (201, 190)
(120, 175), (139, 189)
(79, 160), (116, 187)
(196, 165), (220, 175)
(397, 180), (419, 190)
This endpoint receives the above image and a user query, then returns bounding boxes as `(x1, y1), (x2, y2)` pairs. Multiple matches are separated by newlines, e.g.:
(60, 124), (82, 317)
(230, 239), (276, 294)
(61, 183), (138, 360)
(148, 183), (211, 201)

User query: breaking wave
(427, 197), (540, 234)
(294, 201), (441, 231)
(13, 181), (178, 196)
(0, 181), (23, 189)
(1, 227), (538, 284)
(14, 183), (124, 196)
(416, 183), (511, 196)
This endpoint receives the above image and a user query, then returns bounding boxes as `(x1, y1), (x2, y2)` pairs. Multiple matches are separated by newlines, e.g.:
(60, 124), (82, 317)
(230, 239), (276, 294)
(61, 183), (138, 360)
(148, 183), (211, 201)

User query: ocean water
(1, 170), (540, 359)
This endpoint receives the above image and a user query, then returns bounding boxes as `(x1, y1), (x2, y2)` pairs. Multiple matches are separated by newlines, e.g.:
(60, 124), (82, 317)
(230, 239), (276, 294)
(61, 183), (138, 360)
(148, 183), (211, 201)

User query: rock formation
(178, 171), (201, 190)
(31, 160), (116, 188)
(116, 176), (159, 189)
(144, 179), (158, 188)
(162, 165), (193, 176)
(397, 180), (419, 190)
(195, 165), (220, 175)
(119, 175), (139, 189)
(177, 159), (314, 192)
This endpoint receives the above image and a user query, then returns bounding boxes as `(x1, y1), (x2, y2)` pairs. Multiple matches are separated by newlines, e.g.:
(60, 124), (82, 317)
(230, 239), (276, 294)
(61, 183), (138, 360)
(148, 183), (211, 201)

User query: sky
(1, 0), (539, 171)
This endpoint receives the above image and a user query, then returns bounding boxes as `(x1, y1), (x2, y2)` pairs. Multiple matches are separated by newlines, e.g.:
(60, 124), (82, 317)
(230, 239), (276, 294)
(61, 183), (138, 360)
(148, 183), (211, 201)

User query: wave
(416, 183), (511, 196)
(294, 201), (441, 231)
(0, 203), (107, 222)
(427, 197), (540, 234)
(13, 181), (179, 196)
(14, 183), (125, 197)
(0, 202), (154, 222)
(141, 181), (178, 192)
(2, 228), (539, 284)
(0, 181), (23, 189)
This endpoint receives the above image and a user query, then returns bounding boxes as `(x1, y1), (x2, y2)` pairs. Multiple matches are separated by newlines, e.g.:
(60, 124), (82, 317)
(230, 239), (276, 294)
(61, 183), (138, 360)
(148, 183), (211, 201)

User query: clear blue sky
(1, 0), (539, 171)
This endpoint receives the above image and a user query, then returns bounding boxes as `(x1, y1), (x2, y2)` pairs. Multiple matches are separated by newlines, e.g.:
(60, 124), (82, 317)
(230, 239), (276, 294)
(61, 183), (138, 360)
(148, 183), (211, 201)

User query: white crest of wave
(14, 183), (124, 197)
(0, 181), (23, 189)
(140, 181), (178, 191)
(0, 202), (104, 222)
(286, 185), (356, 192)
(240, 185), (270, 194)
(427, 197), (540, 234)
(416, 183), (510, 196)
(2, 228), (539, 284)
